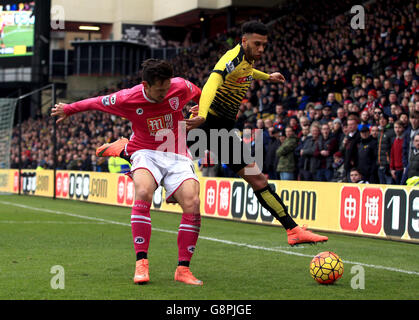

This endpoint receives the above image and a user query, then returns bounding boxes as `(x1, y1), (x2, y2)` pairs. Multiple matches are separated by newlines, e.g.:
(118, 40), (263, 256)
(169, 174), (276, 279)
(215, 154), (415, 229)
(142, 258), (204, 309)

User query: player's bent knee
(187, 195), (201, 212)
(135, 188), (154, 203)
(246, 173), (268, 191)
(191, 196), (201, 210)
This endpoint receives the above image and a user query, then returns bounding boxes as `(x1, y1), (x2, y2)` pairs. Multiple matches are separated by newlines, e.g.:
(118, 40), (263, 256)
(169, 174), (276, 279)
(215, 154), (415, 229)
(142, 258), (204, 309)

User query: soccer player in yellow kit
(185, 20), (328, 245)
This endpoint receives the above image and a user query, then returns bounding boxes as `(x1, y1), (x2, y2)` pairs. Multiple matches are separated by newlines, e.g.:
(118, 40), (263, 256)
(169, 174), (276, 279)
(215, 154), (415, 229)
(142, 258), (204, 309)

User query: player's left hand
(51, 103), (69, 123)
(268, 72), (285, 83)
(185, 116), (205, 131)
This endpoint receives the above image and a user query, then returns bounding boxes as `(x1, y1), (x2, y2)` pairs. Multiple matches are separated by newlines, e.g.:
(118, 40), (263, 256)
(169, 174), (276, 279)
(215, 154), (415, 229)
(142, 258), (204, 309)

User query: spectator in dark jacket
(342, 115), (361, 181)
(402, 111), (419, 183)
(376, 114), (395, 184)
(315, 123), (338, 181)
(332, 151), (345, 182)
(357, 125), (378, 183)
(300, 123), (321, 180)
(295, 125), (310, 180)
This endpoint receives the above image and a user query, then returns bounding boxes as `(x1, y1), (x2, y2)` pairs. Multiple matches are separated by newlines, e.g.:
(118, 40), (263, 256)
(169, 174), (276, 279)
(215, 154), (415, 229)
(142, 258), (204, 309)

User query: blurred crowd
(11, 0), (419, 184)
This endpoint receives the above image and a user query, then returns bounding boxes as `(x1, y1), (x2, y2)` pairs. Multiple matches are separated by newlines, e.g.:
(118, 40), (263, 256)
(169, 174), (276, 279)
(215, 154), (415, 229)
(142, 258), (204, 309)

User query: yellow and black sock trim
(254, 185), (298, 230)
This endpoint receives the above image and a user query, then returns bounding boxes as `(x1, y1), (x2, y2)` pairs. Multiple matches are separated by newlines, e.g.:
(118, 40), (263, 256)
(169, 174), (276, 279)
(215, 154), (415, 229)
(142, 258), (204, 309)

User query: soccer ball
(310, 251), (344, 284)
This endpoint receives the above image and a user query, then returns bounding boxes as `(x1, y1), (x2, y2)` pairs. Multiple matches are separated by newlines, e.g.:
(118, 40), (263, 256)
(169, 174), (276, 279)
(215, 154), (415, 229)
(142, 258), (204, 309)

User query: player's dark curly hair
(141, 58), (174, 86)
(241, 20), (268, 36)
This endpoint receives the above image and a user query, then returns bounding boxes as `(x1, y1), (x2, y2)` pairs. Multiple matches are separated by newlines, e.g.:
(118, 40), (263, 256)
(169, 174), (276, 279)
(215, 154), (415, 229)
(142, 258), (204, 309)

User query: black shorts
(187, 112), (250, 173)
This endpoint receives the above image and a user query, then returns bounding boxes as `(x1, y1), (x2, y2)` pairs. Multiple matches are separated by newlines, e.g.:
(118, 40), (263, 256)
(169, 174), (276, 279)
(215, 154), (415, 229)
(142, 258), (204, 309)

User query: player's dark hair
(241, 20), (268, 36)
(141, 59), (173, 86)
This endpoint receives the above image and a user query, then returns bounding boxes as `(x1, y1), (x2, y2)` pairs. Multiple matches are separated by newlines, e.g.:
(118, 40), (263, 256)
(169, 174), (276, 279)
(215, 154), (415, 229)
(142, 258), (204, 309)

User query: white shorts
(128, 149), (199, 203)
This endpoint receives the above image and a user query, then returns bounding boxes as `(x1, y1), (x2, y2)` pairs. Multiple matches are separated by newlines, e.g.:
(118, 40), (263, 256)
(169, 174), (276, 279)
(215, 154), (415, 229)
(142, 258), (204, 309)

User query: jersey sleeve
(63, 89), (130, 118)
(197, 72), (224, 119)
(212, 44), (243, 81)
(252, 68), (270, 80)
(182, 78), (201, 104)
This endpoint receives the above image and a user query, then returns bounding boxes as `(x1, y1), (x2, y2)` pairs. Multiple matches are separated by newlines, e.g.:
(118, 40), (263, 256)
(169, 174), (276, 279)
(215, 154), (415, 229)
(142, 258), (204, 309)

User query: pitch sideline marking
(1, 200), (418, 276)
(0, 220), (107, 225)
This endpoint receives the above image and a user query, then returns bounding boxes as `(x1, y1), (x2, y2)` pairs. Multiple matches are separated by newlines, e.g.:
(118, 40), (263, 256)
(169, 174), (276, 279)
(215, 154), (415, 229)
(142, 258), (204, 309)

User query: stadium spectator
(390, 120), (405, 184)
(264, 127), (282, 179)
(320, 105), (333, 125)
(357, 124), (378, 183)
(199, 150), (219, 177)
(107, 156), (130, 173)
(295, 124), (310, 179)
(10, 156), (19, 169)
(324, 93), (341, 115)
(300, 122), (321, 181)
(349, 167), (369, 184)
(67, 154), (82, 171)
(276, 126), (298, 181)
(331, 151), (345, 182)
(407, 133), (419, 180)
(342, 115), (361, 181)
(315, 123), (338, 181)
(376, 114), (395, 184)
(402, 111), (419, 183)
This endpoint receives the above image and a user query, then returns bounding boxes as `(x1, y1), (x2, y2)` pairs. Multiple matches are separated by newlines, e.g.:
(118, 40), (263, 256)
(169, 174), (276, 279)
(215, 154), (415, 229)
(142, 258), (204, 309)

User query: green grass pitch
(0, 194), (418, 300)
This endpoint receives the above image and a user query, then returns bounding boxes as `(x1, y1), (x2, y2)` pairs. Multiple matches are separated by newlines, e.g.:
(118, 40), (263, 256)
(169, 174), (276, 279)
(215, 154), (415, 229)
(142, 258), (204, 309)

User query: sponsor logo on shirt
(146, 114), (174, 136)
(237, 75), (254, 83)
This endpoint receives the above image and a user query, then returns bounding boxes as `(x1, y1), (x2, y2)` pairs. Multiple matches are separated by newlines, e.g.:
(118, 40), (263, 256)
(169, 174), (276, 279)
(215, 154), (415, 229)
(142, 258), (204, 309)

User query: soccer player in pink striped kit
(51, 59), (204, 285)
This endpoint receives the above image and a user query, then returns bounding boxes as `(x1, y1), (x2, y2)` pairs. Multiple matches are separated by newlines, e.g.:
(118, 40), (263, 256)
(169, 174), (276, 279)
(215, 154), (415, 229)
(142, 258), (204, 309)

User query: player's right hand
(51, 103), (69, 123)
(190, 105), (199, 118)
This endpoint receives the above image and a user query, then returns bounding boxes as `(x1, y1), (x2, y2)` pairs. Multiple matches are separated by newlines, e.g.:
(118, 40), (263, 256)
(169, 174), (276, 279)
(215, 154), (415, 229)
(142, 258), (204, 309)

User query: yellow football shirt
(198, 43), (269, 121)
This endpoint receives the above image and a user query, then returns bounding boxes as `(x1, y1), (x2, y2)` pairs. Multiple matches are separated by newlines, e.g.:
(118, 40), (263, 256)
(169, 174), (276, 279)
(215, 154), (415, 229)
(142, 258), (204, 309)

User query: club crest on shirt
(169, 97), (179, 110)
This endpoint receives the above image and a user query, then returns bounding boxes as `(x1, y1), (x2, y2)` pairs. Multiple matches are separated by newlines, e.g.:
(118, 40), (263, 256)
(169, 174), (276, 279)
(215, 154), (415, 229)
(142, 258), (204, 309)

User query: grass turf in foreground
(0, 195), (418, 300)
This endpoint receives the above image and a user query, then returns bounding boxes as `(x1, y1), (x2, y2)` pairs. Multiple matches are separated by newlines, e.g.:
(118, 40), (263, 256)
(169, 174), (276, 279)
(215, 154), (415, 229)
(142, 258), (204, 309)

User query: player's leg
(131, 168), (158, 284)
(171, 178), (203, 285)
(236, 162), (328, 246)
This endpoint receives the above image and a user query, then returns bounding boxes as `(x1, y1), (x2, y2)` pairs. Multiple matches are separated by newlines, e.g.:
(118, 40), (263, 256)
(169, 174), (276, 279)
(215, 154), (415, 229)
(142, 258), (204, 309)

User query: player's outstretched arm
(252, 69), (285, 83)
(51, 102), (69, 123)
